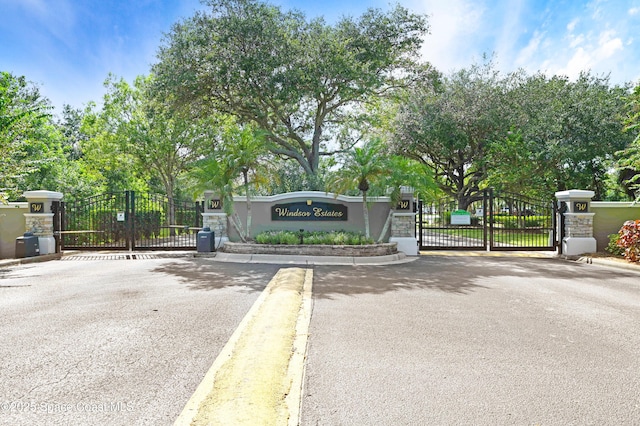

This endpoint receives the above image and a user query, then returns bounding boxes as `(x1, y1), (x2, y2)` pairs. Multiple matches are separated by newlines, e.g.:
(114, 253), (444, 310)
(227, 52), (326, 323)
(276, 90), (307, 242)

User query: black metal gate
(56, 191), (204, 251)
(418, 189), (557, 251)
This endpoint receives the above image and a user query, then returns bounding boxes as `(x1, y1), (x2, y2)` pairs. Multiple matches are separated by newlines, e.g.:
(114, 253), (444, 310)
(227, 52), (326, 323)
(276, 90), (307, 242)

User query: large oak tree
(394, 62), (634, 204)
(392, 61), (511, 209)
(495, 72), (634, 199)
(152, 0), (429, 189)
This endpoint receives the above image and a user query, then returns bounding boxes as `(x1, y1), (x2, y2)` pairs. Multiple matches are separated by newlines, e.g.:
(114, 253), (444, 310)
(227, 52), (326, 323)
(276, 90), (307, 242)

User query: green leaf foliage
(615, 84), (640, 199)
(394, 61), (634, 203)
(254, 230), (373, 245)
(82, 74), (218, 198)
(393, 59), (511, 209)
(152, 0), (429, 186)
(0, 71), (83, 199)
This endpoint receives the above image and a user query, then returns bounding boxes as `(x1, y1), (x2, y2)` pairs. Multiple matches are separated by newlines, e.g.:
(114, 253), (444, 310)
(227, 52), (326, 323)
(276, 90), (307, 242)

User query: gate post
(203, 192), (228, 249)
(126, 190), (134, 250)
(389, 188), (418, 256)
(22, 190), (64, 255)
(555, 190), (596, 256)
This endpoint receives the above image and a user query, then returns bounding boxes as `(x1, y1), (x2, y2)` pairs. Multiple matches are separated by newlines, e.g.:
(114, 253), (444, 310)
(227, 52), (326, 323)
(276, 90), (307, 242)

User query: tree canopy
(615, 83), (640, 198)
(81, 74), (218, 199)
(392, 61), (511, 208)
(501, 72), (633, 199)
(3, 1), (638, 206)
(393, 62), (634, 204)
(0, 72), (78, 200)
(152, 0), (429, 188)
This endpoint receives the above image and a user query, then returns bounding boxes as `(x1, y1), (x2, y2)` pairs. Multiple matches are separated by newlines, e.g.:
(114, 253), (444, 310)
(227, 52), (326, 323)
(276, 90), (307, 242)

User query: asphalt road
(0, 257), (278, 426)
(2, 254), (639, 425)
(302, 256), (640, 425)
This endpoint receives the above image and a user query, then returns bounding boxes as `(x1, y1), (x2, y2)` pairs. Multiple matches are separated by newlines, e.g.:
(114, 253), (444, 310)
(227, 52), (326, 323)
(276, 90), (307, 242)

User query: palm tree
(223, 124), (270, 237)
(186, 120), (270, 242)
(186, 154), (248, 241)
(327, 139), (389, 239)
(376, 156), (437, 242)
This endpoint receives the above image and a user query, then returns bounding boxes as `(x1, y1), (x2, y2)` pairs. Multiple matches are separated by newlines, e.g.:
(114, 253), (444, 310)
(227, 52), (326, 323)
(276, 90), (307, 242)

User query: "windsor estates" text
(271, 202), (348, 221)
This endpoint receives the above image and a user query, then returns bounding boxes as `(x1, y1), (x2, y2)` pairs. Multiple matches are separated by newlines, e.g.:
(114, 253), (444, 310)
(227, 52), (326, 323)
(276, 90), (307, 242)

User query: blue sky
(2, 0), (639, 114)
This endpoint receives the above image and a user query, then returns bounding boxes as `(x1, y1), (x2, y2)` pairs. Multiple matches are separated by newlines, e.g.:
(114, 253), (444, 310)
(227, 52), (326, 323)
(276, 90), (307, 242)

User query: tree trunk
(362, 192), (370, 239)
(230, 212), (247, 243)
(377, 208), (394, 243)
(166, 180), (176, 237)
(243, 171), (252, 240)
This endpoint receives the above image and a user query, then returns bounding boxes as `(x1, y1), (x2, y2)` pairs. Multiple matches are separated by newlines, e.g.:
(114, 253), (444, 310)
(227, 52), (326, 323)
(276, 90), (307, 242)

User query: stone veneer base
(221, 242), (398, 257)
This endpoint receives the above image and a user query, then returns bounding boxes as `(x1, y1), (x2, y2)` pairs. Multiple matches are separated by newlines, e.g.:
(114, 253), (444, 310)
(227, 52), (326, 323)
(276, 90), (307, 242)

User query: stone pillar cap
(22, 190), (64, 200)
(554, 189), (595, 200)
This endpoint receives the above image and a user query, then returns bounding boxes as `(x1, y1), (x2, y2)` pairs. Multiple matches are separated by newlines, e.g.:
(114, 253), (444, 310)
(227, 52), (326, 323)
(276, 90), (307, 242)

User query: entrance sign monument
(5, 185), (636, 259)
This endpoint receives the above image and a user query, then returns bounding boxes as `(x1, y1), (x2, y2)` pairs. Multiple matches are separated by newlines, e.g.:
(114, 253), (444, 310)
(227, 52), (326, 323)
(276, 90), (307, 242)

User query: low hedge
(254, 230), (374, 245)
(491, 215), (550, 229)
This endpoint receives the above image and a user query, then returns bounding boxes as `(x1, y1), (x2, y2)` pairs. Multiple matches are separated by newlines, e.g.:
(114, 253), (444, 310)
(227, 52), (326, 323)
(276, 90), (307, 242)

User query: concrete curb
(569, 255), (640, 274)
(285, 269), (314, 426)
(211, 251), (416, 266)
(0, 252), (63, 268)
(2, 251), (417, 267)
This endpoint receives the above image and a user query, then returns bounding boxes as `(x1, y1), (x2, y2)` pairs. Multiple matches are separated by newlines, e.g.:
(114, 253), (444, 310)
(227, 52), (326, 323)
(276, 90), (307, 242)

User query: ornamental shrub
(605, 233), (624, 257)
(254, 230), (373, 245)
(254, 230), (299, 244)
(523, 216), (546, 228)
(617, 220), (640, 262)
(492, 216), (519, 228)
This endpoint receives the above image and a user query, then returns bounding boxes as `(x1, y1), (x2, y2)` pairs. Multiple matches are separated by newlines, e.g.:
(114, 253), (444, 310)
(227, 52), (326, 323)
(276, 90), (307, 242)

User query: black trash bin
(16, 232), (40, 258)
(197, 227), (215, 253)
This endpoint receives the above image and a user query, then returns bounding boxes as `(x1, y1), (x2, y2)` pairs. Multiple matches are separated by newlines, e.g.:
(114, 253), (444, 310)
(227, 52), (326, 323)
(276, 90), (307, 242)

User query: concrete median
(175, 267), (313, 426)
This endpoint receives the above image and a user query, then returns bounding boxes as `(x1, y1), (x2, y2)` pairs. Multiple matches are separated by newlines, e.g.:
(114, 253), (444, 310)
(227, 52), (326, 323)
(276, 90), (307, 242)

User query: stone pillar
(203, 191), (228, 249)
(22, 190), (63, 255)
(555, 189), (596, 256)
(389, 190), (418, 256)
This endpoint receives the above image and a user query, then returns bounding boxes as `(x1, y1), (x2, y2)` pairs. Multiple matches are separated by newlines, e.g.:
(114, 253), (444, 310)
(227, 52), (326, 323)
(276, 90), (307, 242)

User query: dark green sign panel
(208, 199), (222, 210)
(30, 202), (44, 213)
(271, 201), (347, 221)
(573, 201), (589, 213)
(396, 200), (411, 210)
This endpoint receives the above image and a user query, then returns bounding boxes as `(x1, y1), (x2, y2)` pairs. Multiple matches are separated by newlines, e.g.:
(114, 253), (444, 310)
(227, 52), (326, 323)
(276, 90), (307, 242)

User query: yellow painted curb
(174, 267), (313, 426)
(285, 269), (313, 426)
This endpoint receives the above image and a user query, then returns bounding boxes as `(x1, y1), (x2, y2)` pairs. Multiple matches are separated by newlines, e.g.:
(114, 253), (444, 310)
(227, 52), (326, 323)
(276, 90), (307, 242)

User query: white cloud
(569, 33), (586, 48)
(558, 47), (592, 78)
(597, 30), (624, 58)
(17, 0), (76, 45)
(495, 0), (527, 56)
(567, 18), (579, 32)
(515, 30), (545, 67)
(556, 29), (624, 79)
(630, 7), (640, 15)
(407, 0), (487, 72)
